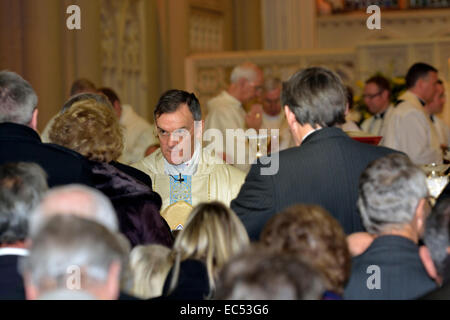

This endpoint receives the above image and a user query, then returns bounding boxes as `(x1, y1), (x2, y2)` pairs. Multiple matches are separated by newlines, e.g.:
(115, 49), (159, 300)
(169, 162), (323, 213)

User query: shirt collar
(0, 247), (29, 257)
(163, 142), (202, 176)
(302, 127), (320, 143)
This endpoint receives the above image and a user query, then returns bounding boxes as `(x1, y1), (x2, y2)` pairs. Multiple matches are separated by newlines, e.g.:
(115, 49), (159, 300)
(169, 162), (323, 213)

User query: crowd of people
(0, 60), (449, 300)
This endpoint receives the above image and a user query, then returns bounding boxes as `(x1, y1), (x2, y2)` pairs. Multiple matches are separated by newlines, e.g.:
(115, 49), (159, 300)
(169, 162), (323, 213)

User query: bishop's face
(156, 103), (195, 165)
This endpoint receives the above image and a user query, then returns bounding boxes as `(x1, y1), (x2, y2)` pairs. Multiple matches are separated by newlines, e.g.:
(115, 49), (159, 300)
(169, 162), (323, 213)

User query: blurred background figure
(205, 62), (264, 172)
(161, 202), (249, 300)
(0, 162), (48, 300)
(40, 78), (97, 142)
(98, 87), (159, 164)
(21, 215), (127, 300)
(214, 244), (326, 300)
(336, 86), (361, 132)
(260, 77), (293, 152)
(129, 244), (172, 299)
(49, 99), (173, 248)
(360, 75), (394, 136)
(424, 80), (449, 151)
(381, 62), (442, 165)
(260, 204), (351, 299)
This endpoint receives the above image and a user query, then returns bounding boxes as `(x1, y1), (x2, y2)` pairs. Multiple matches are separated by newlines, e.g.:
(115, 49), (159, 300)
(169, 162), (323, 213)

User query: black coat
(231, 127), (398, 240)
(0, 254), (26, 300)
(89, 161), (174, 248)
(0, 122), (93, 187)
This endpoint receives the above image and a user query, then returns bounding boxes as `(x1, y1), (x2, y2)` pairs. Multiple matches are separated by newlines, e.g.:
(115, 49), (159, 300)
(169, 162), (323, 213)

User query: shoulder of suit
(42, 142), (87, 161)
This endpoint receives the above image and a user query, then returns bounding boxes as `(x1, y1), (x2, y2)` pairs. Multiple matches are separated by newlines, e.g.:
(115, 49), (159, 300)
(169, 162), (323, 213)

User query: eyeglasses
(363, 91), (383, 100)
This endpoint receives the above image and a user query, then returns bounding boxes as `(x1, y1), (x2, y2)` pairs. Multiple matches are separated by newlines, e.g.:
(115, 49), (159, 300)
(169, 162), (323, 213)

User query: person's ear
(284, 105), (301, 146)
(419, 245), (439, 283)
(381, 90), (389, 101)
(284, 105), (296, 126)
(105, 261), (121, 300)
(23, 273), (39, 300)
(30, 108), (38, 131)
(415, 198), (427, 235)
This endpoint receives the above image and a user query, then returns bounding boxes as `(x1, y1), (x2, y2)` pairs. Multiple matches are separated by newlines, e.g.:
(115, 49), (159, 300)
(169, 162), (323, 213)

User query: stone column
(262, 0), (317, 50)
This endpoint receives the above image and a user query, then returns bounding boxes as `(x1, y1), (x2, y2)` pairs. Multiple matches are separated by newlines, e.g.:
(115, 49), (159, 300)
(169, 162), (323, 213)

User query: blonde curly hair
(49, 99), (124, 162)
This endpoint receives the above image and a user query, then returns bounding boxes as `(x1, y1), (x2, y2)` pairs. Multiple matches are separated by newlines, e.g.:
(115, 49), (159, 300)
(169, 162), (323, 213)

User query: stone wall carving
(189, 8), (224, 53)
(318, 8), (450, 48)
(186, 38), (450, 121)
(100, 0), (149, 118)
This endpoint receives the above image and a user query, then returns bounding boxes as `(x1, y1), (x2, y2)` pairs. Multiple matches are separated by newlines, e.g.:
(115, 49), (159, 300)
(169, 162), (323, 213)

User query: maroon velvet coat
(89, 161), (174, 248)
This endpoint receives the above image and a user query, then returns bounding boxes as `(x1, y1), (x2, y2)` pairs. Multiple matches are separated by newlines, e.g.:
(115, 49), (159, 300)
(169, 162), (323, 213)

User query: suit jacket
(0, 122), (93, 187)
(419, 281), (450, 300)
(0, 252), (27, 300)
(231, 127), (397, 240)
(344, 235), (437, 300)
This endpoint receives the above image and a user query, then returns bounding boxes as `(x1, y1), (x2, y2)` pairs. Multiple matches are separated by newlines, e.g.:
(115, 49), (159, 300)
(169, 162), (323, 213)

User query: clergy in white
(260, 77), (294, 151)
(205, 62), (264, 172)
(426, 80), (450, 149)
(381, 63), (442, 165)
(133, 90), (245, 213)
(360, 75), (395, 136)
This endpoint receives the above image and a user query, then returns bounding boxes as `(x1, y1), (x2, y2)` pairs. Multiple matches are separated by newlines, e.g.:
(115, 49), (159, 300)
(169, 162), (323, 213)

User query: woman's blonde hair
(49, 99), (123, 162)
(168, 202), (249, 297)
(129, 244), (172, 299)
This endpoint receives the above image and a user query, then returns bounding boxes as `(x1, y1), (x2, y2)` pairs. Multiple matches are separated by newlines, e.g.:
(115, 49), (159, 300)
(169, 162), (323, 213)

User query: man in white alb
(205, 62), (265, 172)
(424, 79), (449, 150)
(381, 62), (442, 165)
(360, 75), (394, 137)
(260, 77), (293, 152)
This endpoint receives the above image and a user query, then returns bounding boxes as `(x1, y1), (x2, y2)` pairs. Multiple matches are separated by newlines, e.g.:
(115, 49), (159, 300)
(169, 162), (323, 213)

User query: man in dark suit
(0, 71), (93, 187)
(344, 153), (436, 299)
(419, 198), (450, 299)
(231, 66), (397, 240)
(0, 162), (48, 300)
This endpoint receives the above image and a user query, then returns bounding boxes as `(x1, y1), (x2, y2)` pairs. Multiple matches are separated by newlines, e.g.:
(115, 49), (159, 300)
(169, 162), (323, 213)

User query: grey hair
(230, 63), (260, 84)
(357, 153), (428, 234)
(281, 67), (347, 128)
(29, 184), (118, 237)
(0, 162), (48, 244)
(263, 77), (282, 92)
(423, 198), (450, 282)
(0, 71), (38, 125)
(20, 215), (127, 290)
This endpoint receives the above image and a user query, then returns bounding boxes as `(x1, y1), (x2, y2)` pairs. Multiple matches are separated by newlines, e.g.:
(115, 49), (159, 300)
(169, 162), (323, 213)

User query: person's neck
(377, 103), (390, 115)
(378, 226), (419, 244)
(409, 88), (426, 104)
(0, 241), (27, 249)
(227, 86), (243, 104)
(298, 124), (321, 145)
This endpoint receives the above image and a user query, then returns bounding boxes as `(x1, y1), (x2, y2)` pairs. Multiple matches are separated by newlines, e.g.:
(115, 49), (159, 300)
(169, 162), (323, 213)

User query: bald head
(30, 184), (118, 236)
